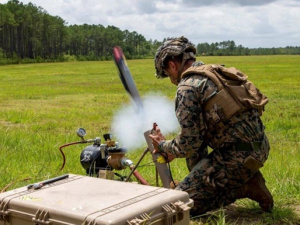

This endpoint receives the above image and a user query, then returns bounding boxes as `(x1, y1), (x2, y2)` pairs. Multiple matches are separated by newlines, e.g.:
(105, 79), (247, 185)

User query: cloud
(183, 0), (278, 7)
(0, 0), (299, 47)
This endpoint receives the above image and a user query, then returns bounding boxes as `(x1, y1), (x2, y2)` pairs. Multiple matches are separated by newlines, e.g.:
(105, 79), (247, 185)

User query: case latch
(0, 200), (9, 222)
(32, 209), (50, 225)
(173, 200), (192, 212)
(127, 213), (150, 225)
(127, 200), (193, 225)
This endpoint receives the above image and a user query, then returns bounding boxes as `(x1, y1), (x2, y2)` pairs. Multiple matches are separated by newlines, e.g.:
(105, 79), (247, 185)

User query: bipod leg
(125, 148), (149, 182)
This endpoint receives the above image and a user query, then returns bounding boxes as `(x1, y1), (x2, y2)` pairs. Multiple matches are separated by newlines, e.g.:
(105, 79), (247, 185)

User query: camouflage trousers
(175, 136), (270, 216)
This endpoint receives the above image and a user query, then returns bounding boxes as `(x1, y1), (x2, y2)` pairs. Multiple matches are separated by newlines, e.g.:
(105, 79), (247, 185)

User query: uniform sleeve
(160, 82), (206, 158)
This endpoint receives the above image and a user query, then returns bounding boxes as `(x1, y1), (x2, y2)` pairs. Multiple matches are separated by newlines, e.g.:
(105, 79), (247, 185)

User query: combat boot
(235, 171), (273, 212)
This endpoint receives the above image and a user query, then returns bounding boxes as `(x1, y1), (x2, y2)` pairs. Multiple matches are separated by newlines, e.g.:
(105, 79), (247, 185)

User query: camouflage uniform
(159, 62), (270, 215)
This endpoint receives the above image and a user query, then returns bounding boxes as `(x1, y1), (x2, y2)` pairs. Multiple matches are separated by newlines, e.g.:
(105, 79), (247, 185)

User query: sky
(1, 0), (299, 48)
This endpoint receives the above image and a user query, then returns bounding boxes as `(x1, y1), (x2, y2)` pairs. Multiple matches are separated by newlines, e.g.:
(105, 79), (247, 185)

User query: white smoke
(111, 94), (179, 150)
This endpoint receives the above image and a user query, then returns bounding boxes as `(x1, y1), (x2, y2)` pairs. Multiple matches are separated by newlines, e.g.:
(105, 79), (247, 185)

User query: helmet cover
(154, 36), (196, 79)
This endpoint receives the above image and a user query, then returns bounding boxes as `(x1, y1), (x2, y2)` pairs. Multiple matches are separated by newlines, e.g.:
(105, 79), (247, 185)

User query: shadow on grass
(190, 201), (300, 225)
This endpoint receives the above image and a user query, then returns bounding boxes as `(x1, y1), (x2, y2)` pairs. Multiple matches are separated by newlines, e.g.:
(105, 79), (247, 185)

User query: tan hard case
(0, 174), (193, 225)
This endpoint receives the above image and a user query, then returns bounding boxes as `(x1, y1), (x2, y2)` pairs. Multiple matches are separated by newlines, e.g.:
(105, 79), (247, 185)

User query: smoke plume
(111, 94), (179, 150)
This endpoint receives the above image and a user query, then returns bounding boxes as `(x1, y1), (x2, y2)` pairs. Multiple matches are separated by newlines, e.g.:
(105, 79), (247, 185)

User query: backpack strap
(182, 64), (224, 90)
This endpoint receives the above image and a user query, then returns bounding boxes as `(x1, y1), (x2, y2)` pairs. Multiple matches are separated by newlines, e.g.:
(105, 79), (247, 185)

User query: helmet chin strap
(176, 52), (196, 83)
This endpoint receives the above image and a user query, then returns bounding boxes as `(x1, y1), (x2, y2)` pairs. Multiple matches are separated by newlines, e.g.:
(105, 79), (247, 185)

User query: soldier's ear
(168, 60), (177, 71)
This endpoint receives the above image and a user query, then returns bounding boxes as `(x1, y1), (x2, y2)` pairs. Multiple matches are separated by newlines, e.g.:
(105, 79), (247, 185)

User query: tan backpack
(182, 64), (269, 123)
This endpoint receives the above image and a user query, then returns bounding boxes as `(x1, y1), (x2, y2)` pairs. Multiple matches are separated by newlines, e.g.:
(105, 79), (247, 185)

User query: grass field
(0, 55), (299, 224)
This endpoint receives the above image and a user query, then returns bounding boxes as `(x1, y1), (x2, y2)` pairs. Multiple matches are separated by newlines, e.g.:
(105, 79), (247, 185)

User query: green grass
(0, 56), (299, 224)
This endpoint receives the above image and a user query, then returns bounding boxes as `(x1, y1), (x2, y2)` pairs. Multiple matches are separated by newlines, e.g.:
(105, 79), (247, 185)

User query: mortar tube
(144, 130), (172, 188)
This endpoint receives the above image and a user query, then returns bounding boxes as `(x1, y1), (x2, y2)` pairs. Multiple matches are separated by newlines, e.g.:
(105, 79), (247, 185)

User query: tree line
(0, 0), (299, 65)
(0, 0), (162, 64)
(196, 41), (300, 56)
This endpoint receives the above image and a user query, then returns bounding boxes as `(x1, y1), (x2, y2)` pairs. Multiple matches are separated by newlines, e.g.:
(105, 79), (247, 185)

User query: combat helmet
(154, 36), (196, 79)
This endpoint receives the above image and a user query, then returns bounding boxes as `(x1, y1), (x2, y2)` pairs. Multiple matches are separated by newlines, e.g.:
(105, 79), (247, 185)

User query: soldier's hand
(149, 125), (165, 154)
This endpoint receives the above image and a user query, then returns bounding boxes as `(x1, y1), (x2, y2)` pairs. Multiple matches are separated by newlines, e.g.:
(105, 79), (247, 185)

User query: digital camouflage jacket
(160, 63), (267, 160)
